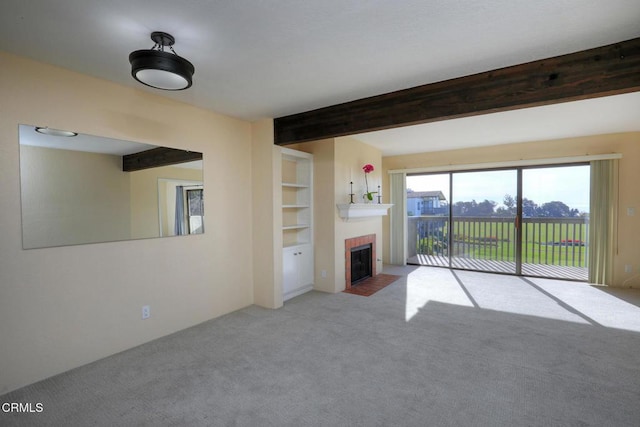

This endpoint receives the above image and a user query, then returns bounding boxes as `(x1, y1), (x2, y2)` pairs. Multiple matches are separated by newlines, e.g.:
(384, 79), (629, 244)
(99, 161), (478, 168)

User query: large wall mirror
(19, 124), (204, 249)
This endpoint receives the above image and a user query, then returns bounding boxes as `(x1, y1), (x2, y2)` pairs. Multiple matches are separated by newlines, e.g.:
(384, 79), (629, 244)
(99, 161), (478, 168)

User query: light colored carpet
(2, 265), (640, 426)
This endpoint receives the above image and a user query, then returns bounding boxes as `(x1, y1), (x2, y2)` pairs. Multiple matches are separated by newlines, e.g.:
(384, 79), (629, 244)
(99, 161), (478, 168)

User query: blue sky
(407, 165), (590, 213)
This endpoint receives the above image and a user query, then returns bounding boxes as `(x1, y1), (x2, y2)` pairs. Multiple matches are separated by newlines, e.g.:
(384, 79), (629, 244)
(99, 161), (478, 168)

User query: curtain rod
(388, 153), (622, 174)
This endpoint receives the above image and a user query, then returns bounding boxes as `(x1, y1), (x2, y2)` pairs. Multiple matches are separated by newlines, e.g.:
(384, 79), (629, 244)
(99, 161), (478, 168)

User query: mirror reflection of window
(174, 186), (204, 235)
(161, 179), (204, 237)
(187, 188), (204, 234)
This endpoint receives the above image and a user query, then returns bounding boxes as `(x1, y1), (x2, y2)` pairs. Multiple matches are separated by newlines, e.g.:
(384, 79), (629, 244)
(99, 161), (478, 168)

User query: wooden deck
(408, 254), (588, 281)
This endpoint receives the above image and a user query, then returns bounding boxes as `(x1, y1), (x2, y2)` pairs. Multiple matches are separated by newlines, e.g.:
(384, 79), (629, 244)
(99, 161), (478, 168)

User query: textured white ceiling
(1, 1), (639, 152)
(354, 92), (640, 156)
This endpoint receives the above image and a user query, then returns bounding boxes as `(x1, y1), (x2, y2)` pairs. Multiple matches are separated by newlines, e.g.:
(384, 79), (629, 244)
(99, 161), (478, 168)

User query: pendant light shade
(129, 32), (195, 91)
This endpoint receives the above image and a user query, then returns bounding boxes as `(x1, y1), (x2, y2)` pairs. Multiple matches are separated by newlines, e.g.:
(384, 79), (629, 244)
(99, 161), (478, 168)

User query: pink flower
(362, 164), (376, 201)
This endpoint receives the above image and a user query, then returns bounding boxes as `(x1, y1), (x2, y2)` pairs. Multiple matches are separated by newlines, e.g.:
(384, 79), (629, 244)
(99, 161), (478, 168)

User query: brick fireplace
(344, 234), (376, 289)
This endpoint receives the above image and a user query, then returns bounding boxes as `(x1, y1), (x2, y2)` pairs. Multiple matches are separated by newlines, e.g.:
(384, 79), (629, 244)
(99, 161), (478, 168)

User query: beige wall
(294, 136), (383, 293)
(20, 145), (131, 248)
(382, 132), (640, 288)
(0, 51), (254, 393)
(251, 119), (282, 309)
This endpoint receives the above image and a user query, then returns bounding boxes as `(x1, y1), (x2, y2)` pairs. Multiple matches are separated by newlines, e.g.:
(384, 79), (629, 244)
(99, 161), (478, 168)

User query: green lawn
(417, 219), (588, 267)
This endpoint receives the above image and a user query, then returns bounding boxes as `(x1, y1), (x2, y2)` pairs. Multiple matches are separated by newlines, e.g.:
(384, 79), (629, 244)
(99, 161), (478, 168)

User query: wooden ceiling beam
(122, 147), (202, 172)
(274, 37), (640, 145)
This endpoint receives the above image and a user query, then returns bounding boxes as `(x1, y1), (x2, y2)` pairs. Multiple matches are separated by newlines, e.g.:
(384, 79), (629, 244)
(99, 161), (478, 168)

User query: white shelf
(282, 182), (309, 188)
(282, 204), (310, 209)
(283, 242), (309, 249)
(282, 224), (310, 230)
(337, 203), (393, 220)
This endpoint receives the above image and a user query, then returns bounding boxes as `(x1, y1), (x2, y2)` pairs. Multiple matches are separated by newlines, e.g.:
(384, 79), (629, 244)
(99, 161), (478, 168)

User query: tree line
(450, 194), (584, 218)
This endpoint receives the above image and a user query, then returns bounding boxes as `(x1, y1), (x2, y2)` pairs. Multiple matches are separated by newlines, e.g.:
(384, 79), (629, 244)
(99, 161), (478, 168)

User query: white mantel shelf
(337, 203), (393, 220)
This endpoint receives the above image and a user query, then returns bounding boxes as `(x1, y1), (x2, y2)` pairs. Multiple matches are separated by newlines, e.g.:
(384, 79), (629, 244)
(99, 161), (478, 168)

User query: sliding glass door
(451, 169), (518, 274)
(521, 165), (589, 280)
(407, 164), (590, 280)
(406, 174), (450, 267)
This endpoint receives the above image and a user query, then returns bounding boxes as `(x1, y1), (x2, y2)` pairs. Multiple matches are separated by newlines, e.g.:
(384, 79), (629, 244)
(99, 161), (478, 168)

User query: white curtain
(588, 159), (618, 285)
(390, 172), (406, 265)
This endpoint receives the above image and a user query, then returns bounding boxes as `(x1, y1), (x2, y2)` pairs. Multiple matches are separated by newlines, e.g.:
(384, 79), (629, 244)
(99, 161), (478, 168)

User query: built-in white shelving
(280, 147), (314, 301)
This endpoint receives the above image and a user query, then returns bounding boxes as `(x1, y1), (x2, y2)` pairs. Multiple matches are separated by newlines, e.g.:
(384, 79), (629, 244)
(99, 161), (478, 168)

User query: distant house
(407, 190), (448, 216)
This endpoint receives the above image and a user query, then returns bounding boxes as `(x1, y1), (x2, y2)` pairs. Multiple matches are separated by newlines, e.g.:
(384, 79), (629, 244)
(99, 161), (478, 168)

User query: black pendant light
(129, 32), (195, 91)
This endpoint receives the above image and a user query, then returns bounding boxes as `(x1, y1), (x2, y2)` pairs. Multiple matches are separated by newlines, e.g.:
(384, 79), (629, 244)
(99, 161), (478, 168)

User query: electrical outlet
(624, 265), (632, 273)
(321, 270), (327, 278)
(142, 305), (150, 320)
(627, 207), (636, 216)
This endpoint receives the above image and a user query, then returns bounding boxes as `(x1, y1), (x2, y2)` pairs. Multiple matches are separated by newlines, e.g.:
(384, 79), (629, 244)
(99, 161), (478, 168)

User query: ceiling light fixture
(129, 31), (195, 91)
(35, 127), (78, 137)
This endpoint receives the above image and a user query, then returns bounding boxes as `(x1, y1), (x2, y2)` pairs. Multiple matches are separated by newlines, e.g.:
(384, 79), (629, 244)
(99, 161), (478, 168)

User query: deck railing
(408, 215), (589, 268)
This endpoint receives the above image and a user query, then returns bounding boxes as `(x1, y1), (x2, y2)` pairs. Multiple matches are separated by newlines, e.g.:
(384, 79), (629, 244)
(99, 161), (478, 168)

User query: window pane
(187, 189), (204, 216)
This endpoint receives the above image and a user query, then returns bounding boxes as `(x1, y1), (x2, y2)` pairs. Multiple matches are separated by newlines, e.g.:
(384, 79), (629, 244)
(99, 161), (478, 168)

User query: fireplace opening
(345, 234), (376, 290)
(351, 244), (372, 285)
